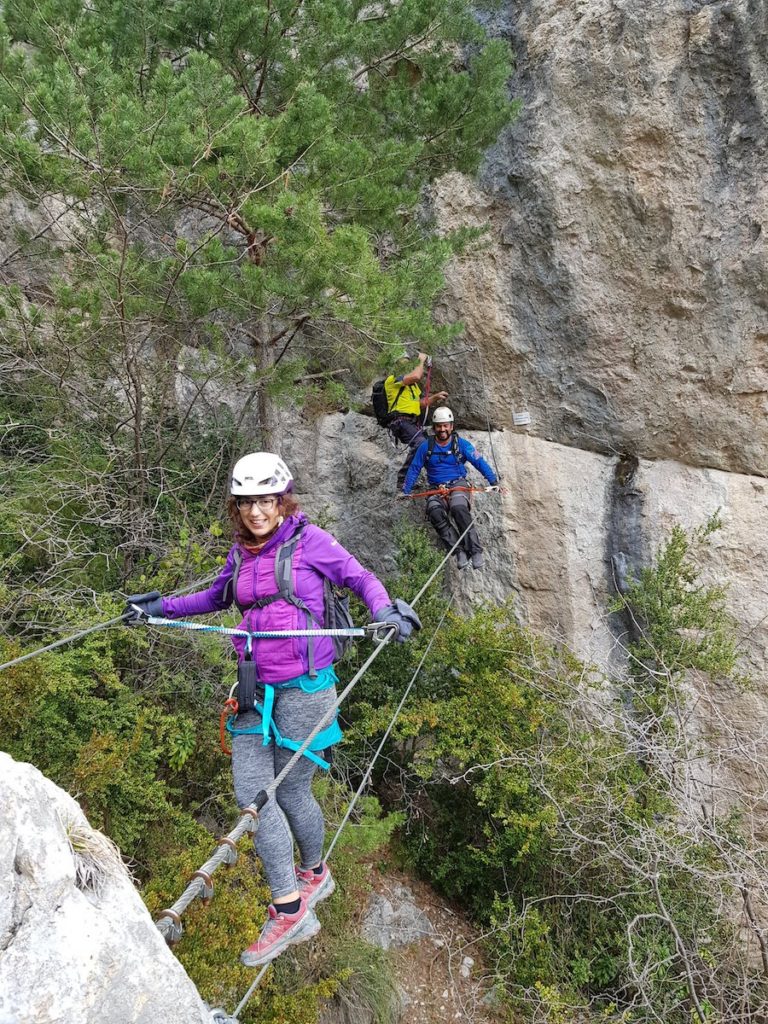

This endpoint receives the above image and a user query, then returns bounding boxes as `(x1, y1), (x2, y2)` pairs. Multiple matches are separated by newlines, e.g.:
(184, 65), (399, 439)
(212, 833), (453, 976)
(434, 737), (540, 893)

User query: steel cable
(0, 572), (220, 673)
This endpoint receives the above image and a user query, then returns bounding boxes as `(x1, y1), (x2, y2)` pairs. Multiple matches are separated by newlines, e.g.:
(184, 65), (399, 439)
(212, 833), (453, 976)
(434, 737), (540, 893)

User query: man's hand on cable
(123, 591), (164, 624)
(374, 599), (422, 643)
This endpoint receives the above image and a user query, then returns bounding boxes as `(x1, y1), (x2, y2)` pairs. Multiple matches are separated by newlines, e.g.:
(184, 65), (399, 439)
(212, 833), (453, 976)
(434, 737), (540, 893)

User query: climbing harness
(224, 691), (342, 770)
(136, 612), (382, 759)
(217, 645), (344, 764)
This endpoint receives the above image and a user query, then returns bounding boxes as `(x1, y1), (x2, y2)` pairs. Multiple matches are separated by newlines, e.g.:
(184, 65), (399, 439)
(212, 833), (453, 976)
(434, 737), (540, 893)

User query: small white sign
(513, 410), (531, 427)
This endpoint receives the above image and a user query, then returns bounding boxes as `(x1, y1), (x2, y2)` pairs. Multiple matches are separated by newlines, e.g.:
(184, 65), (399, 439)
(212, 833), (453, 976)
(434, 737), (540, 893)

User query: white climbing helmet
(432, 406), (454, 425)
(230, 452), (293, 496)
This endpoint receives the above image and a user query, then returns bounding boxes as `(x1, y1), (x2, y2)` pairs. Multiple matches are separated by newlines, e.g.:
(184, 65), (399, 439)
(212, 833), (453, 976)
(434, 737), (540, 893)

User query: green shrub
(346, 520), (768, 1023)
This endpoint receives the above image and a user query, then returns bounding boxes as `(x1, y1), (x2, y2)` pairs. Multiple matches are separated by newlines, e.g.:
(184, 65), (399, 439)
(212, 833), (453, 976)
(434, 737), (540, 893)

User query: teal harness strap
(261, 684), (274, 748)
(226, 684), (343, 771)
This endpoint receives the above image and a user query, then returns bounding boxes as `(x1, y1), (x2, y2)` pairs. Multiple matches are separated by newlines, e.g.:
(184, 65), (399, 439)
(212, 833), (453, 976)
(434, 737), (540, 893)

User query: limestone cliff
(201, 0), (768, 839)
(432, 0), (768, 478)
(276, 0), (768, 809)
(0, 753), (210, 1024)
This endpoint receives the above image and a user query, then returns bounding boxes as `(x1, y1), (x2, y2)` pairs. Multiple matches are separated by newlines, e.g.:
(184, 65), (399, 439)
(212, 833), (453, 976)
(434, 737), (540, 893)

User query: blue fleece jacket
(402, 434), (498, 494)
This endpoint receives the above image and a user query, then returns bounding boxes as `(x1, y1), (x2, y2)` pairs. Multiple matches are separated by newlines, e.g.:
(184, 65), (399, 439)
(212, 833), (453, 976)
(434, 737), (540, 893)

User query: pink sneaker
(240, 898), (321, 967)
(295, 862), (336, 909)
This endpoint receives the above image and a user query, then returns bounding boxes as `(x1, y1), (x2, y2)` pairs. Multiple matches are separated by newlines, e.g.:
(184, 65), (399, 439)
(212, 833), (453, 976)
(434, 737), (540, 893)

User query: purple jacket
(161, 514), (391, 684)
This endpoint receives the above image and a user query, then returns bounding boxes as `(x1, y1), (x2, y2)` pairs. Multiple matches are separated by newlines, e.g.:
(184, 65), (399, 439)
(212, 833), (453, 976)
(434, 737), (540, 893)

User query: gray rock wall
(432, 0), (768, 477)
(257, 0), (768, 855)
(0, 753), (210, 1024)
(286, 412), (768, 680)
(285, 410), (768, 843)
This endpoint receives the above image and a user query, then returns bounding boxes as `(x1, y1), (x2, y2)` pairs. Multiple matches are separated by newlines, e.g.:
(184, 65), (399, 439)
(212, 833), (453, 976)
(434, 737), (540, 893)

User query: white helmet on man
(231, 452), (293, 496)
(432, 406), (454, 425)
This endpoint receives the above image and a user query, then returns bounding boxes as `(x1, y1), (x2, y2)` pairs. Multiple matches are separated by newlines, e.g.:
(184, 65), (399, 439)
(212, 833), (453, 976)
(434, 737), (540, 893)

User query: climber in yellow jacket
(383, 353), (448, 489)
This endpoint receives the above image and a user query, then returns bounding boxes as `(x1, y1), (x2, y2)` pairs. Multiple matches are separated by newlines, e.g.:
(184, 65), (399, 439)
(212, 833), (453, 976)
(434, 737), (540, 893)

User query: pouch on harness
(222, 524), (355, 679)
(371, 379), (408, 427)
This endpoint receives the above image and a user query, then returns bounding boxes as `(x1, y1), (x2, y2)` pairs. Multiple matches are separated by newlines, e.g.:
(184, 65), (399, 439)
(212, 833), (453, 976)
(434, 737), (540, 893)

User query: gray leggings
(231, 684), (338, 900)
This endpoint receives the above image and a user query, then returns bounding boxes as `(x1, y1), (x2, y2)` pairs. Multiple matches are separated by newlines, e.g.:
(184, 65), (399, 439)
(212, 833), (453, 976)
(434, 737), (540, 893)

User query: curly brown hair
(226, 494), (301, 545)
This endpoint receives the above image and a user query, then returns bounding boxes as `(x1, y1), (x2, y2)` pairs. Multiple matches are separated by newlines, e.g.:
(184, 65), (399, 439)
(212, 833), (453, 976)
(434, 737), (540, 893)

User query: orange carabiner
(219, 697), (239, 756)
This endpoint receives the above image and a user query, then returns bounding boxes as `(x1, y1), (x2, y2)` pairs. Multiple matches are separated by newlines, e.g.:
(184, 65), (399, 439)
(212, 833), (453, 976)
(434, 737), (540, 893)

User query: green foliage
(0, 604), (229, 868)
(344, 521), (764, 1023)
(0, 0), (515, 430)
(0, 4), (516, 1019)
(0, 0), (515, 640)
(142, 780), (401, 1023)
(611, 512), (740, 719)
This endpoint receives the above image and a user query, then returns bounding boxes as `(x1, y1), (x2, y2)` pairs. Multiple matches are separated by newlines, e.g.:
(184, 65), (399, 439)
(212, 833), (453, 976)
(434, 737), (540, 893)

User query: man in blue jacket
(401, 407), (498, 570)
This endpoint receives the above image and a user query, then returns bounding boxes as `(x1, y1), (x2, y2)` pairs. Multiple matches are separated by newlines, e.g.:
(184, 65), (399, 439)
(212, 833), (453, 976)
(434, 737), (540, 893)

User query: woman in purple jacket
(126, 452), (419, 966)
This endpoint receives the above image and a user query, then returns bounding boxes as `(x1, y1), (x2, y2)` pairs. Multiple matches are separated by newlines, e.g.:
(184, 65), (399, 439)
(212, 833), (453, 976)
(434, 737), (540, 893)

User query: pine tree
(0, 0), (514, 601)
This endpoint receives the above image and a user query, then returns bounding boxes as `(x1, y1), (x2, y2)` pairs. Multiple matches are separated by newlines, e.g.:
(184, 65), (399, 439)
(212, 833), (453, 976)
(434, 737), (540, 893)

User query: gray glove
(123, 591), (164, 624)
(374, 599), (422, 643)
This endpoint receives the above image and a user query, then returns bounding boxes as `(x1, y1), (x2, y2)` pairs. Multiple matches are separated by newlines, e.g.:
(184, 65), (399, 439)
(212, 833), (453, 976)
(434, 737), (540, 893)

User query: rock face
(360, 883), (435, 950)
(0, 752), (210, 1024)
(287, 410), (768, 846)
(258, 0), (768, 891)
(289, 412), (768, 683)
(431, 0), (768, 478)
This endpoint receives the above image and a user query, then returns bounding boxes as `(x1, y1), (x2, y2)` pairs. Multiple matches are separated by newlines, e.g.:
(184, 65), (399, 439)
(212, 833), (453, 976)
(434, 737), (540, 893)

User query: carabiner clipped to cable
(365, 622), (399, 645)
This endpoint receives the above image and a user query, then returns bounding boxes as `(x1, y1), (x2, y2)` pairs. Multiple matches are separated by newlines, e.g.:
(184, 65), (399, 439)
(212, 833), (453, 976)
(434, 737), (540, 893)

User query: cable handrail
(402, 484), (505, 500)
(0, 572), (220, 673)
(324, 595), (454, 862)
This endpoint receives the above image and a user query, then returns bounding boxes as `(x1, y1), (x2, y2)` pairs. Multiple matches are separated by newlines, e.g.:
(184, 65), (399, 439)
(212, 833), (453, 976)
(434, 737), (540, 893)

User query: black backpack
(223, 525), (355, 676)
(371, 379), (406, 427)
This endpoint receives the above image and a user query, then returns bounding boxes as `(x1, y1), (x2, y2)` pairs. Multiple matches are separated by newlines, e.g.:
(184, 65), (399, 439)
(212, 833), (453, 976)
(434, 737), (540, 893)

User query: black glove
(123, 591), (164, 624)
(374, 598), (422, 643)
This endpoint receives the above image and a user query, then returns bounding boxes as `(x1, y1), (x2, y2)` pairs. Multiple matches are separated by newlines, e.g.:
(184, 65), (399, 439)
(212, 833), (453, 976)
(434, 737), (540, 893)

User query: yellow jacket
(384, 375), (421, 416)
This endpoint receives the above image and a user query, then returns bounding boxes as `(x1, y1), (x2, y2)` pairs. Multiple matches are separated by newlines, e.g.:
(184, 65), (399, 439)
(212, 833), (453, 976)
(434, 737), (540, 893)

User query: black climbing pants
(425, 481), (482, 556)
(390, 415), (426, 489)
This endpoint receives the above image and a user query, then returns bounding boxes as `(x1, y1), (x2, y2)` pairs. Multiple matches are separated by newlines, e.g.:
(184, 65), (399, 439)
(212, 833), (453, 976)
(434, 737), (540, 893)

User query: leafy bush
(347, 520), (768, 1023)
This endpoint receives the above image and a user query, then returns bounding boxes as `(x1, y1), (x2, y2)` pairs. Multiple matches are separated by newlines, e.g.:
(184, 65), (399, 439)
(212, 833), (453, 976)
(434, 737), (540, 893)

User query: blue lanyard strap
(261, 685), (274, 748)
